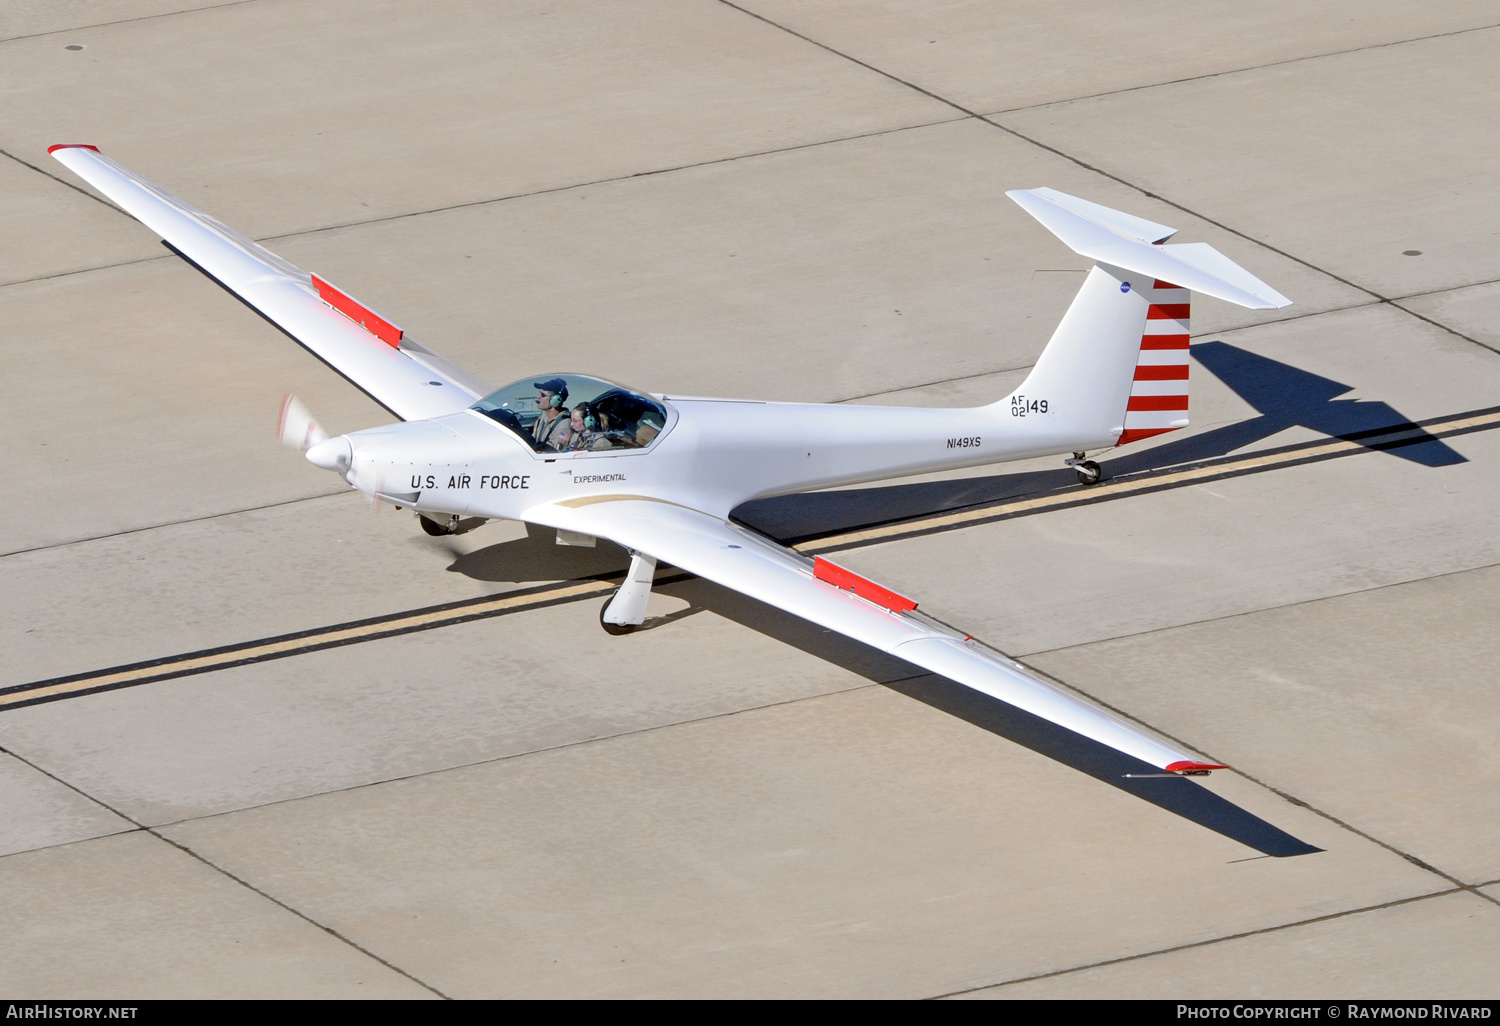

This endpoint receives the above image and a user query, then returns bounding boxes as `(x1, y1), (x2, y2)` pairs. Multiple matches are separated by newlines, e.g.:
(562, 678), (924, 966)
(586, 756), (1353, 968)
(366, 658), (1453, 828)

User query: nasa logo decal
(1120, 281), (1131, 293)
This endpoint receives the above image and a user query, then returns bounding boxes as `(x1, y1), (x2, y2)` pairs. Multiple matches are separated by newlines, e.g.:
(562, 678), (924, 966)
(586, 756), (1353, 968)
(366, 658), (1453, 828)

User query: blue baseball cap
(533, 377), (568, 394)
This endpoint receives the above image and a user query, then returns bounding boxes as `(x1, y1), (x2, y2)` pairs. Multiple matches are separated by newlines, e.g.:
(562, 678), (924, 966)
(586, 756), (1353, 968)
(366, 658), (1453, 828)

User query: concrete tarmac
(2, 0), (1498, 999)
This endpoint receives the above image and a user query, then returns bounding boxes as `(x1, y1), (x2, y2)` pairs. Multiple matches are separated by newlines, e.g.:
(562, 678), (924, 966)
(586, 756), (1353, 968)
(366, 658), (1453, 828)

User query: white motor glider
(53, 144), (1290, 780)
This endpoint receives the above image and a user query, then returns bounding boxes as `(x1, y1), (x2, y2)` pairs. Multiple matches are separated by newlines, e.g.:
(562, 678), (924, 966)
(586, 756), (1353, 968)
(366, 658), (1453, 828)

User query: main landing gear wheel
(1075, 460), (1102, 486)
(600, 600), (639, 636)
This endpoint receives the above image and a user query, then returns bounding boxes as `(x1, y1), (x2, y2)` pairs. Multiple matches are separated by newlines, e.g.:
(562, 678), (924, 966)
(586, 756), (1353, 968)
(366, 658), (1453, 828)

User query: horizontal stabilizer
(1008, 188), (1291, 310)
(1021, 186), (1180, 245)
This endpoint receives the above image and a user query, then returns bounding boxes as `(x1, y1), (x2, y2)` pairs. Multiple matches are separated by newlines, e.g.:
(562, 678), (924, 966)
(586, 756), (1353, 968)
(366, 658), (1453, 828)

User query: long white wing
(524, 497), (1219, 773)
(50, 145), (488, 421)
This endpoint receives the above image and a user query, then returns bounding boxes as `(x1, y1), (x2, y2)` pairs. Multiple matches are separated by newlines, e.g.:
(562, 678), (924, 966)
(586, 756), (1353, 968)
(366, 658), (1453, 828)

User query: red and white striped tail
(1118, 279), (1190, 446)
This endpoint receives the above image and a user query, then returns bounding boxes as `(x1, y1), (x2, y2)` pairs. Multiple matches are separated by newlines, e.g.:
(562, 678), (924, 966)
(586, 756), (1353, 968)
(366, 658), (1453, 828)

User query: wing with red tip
(524, 496), (1221, 774)
(49, 145), (488, 421)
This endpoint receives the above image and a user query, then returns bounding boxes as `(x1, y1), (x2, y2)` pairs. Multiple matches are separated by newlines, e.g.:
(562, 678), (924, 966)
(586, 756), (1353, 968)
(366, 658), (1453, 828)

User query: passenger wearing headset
(564, 403), (596, 451)
(531, 378), (572, 450)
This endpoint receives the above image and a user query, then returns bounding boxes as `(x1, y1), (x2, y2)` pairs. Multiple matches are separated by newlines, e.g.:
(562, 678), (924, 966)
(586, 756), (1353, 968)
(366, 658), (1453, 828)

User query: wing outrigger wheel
(599, 600), (638, 636)
(600, 551), (658, 634)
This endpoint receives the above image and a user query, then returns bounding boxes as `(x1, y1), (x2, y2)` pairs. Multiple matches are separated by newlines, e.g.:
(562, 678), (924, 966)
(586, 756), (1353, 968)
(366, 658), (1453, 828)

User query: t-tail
(1000, 188), (1291, 454)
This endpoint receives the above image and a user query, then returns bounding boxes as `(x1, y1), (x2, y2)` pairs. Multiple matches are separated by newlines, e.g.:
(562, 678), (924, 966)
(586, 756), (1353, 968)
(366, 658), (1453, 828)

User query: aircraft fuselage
(331, 390), (1124, 525)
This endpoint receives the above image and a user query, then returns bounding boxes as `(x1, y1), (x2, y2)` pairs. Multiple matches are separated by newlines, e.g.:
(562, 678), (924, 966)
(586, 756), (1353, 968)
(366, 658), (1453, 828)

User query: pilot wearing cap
(531, 377), (571, 450)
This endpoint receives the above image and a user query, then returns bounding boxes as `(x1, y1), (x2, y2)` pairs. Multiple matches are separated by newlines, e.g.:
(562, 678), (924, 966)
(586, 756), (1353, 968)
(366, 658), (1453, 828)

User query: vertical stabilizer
(1003, 262), (1149, 449)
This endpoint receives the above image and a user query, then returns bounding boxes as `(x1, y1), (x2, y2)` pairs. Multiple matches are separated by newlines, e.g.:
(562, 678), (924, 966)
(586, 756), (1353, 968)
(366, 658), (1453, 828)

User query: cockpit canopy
(471, 374), (669, 454)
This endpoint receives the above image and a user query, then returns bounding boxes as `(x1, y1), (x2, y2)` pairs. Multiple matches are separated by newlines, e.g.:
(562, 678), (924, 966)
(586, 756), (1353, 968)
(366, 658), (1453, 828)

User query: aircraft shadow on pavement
(1113, 341), (1467, 476)
(734, 341), (1464, 543)
(655, 576), (1322, 859)
(443, 521), (632, 582)
(440, 344), (1440, 855)
(438, 537), (1317, 854)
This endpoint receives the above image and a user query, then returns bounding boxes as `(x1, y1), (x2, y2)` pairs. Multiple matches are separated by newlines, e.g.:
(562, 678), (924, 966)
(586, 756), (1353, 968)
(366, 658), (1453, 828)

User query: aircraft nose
(306, 435), (352, 472)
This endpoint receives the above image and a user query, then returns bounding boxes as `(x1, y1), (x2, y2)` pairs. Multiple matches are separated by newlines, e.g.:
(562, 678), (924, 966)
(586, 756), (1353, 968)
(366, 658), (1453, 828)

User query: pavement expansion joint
(719, 0), (1403, 310)
(927, 886), (1469, 999)
(2, 118), (972, 293)
(0, 147), (126, 216)
(0, 0), (261, 46)
(0, 487), (351, 560)
(727, 0), (1498, 323)
(1390, 300), (1500, 356)
(835, 363), (1038, 404)
(255, 116), (971, 245)
(152, 830), (453, 998)
(981, 116), (1385, 303)
(1011, 558), (1500, 889)
(13, 120), (1500, 370)
(141, 679), (883, 834)
(958, 581), (1500, 896)
(718, 0), (980, 118)
(0, 250), (177, 294)
(1020, 555), (1500, 666)
(0, 741), (451, 996)
(975, 20), (1500, 119)
(1197, 757), (1476, 896)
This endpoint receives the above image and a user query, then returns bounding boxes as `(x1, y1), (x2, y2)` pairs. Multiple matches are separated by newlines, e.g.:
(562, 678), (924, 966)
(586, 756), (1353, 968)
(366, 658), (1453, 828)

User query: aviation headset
(535, 379), (569, 409)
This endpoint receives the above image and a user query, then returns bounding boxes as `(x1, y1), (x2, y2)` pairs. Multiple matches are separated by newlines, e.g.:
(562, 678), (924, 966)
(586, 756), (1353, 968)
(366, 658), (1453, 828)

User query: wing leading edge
(524, 497), (1221, 774)
(49, 145), (488, 421)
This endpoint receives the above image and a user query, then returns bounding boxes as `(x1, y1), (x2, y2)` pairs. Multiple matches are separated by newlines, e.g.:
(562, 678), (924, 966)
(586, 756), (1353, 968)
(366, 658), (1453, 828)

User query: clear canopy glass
(471, 373), (668, 454)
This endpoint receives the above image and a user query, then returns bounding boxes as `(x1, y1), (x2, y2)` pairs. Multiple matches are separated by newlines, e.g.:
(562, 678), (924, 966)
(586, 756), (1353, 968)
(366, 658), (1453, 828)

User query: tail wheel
(1076, 460), (1102, 486)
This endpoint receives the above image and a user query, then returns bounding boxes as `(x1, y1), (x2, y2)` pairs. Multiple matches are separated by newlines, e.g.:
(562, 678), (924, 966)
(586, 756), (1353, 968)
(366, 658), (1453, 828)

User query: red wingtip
(1166, 761), (1228, 773)
(47, 143), (100, 154)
